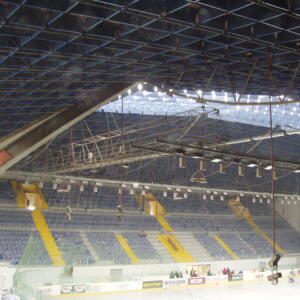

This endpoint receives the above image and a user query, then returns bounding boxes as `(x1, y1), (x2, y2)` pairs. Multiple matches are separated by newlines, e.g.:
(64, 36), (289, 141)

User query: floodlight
(200, 159), (206, 171)
(268, 254), (281, 268)
(256, 167), (262, 178)
(219, 162), (226, 174)
(267, 272), (282, 285)
(248, 162), (257, 167)
(117, 205), (123, 213)
(238, 165), (245, 176)
(179, 156), (186, 168)
(211, 157), (223, 163)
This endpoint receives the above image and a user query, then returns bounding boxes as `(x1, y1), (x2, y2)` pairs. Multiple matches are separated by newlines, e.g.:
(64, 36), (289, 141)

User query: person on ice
(289, 269), (296, 284)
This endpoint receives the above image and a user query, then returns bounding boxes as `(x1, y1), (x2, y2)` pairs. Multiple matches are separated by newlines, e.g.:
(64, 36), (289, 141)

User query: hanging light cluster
(19, 174), (300, 209)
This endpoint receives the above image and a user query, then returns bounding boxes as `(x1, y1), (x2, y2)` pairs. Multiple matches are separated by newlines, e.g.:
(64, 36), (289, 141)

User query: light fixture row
(23, 178), (300, 206)
(178, 155), (299, 177)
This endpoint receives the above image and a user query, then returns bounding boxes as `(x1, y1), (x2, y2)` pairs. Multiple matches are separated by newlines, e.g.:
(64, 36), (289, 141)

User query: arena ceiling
(1, 0), (300, 191)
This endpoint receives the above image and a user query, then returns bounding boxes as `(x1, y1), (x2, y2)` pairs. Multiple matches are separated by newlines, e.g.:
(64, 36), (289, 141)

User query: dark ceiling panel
(0, 0), (300, 136)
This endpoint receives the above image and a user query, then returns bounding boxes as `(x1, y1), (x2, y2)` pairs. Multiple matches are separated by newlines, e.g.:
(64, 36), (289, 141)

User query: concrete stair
(79, 231), (100, 263)
(31, 210), (65, 266)
(174, 231), (213, 262)
(146, 232), (174, 263)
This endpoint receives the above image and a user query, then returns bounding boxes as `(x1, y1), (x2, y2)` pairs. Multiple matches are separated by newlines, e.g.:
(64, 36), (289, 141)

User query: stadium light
(256, 167), (262, 178)
(268, 254), (281, 268)
(238, 164), (245, 176)
(219, 162), (226, 174)
(179, 155), (186, 168)
(267, 272), (282, 285)
(26, 195), (36, 211)
(211, 156), (223, 163)
(199, 159), (207, 171)
(264, 165), (273, 170)
(137, 83), (143, 91)
(247, 161), (257, 167)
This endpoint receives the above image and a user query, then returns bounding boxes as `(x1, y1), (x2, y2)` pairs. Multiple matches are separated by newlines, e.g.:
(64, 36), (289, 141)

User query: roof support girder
(0, 82), (136, 173)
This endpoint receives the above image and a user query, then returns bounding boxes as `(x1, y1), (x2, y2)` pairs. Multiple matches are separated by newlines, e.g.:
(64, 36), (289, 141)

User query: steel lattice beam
(0, 82), (136, 173)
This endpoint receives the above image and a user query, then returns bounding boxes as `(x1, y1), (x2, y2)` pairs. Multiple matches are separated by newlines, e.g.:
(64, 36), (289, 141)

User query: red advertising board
(188, 277), (206, 285)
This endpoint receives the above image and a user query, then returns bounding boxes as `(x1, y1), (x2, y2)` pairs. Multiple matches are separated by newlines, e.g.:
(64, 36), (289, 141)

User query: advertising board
(61, 284), (86, 294)
(87, 281), (141, 293)
(188, 277), (206, 285)
(228, 274), (243, 282)
(164, 279), (186, 288)
(205, 275), (228, 284)
(142, 280), (163, 289)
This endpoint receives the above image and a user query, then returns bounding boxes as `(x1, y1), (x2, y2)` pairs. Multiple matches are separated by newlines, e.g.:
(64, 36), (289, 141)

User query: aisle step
(115, 235), (140, 264)
(212, 235), (239, 260)
(31, 210), (65, 266)
(156, 215), (173, 232)
(158, 234), (194, 263)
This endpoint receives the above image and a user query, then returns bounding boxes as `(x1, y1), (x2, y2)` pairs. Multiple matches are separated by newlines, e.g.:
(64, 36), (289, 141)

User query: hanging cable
(117, 96), (125, 222)
(266, 48), (283, 285)
(266, 51), (276, 257)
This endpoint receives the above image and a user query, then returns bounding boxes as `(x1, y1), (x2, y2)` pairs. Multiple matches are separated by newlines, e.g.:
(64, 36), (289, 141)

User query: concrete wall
(73, 256), (300, 282)
(2, 255), (299, 290)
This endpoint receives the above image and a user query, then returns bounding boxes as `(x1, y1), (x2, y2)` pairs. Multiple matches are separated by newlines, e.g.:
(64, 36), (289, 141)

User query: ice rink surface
(54, 280), (300, 300)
